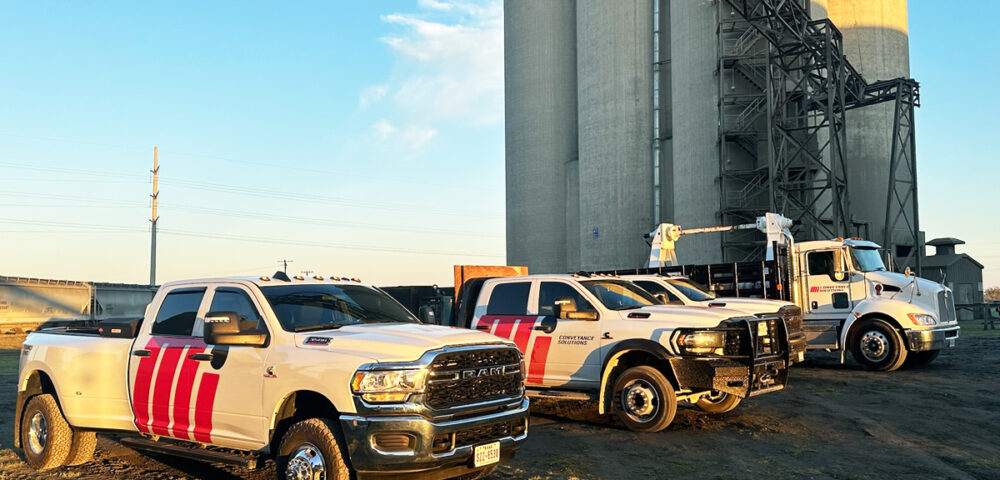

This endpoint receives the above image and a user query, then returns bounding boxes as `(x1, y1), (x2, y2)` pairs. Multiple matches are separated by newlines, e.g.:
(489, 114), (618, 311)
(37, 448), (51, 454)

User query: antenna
(277, 259), (294, 273)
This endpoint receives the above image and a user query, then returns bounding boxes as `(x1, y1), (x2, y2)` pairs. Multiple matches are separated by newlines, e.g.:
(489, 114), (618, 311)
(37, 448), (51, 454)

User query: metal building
(505, 0), (920, 273)
(921, 238), (985, 321)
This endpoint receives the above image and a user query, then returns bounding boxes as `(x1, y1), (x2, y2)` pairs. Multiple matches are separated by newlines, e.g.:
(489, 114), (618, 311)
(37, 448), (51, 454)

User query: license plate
(473, 441), (500, 467)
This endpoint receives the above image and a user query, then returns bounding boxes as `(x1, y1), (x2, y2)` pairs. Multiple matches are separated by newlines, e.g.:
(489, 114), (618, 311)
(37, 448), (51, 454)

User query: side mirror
(553, 297), (598, 321)
(904, 267), (913, 278)
(654, 293), (668, 305)
(832, 249), (846, 281)
(204, 311), (269, 347)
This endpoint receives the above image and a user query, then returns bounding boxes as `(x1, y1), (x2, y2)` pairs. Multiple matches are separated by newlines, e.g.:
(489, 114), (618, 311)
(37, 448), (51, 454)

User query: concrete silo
(668, 0), (723, 263)
(504, 1), (578, 273)
(823, 0), (911, 251)
(575, 0), (654, 270)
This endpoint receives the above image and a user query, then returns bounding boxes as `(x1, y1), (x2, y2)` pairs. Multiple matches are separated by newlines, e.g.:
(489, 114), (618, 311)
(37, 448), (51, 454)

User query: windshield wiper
(294, 322), (349, 332)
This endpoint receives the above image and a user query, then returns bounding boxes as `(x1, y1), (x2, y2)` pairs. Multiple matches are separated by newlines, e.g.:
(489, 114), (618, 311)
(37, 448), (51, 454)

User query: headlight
(907, 313), (937, 326)
(675, 330), (728, 355)
(351, 368), (426, 403)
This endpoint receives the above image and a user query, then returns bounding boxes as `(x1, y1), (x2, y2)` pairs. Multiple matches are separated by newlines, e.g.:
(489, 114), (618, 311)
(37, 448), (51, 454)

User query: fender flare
(597, 340), (675, 415)
(840, 301), (909, 350)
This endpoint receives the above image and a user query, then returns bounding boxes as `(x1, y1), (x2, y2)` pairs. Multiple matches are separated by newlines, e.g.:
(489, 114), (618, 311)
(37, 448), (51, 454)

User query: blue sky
(0, 0), (996, 288)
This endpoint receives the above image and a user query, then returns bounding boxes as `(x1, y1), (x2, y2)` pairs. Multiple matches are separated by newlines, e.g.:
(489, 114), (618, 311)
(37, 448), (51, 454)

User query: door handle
(189, 353), (214, 361)
(533, 325), (555, 334)
(131, 350), (151, 357)
(475, 324), (490, 330)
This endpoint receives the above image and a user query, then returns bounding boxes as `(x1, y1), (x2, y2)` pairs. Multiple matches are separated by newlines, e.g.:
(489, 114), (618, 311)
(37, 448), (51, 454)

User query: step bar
(119, 436), (261, 469)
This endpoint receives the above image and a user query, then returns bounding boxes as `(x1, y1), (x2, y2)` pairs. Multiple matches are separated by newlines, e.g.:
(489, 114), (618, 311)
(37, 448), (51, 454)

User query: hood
(294, 323), (511, 363)
(630, 305), (753, 328)
(865, 271), (944, 294)
(696, 297), (792, 315)
(865, 271), (947, 316)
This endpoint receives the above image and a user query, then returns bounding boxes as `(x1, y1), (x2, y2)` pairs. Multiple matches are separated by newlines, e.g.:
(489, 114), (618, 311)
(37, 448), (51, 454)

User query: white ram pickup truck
(623, 274), (808, 364)
(15, 274), (528, 479)
(466, 274), (789, 432)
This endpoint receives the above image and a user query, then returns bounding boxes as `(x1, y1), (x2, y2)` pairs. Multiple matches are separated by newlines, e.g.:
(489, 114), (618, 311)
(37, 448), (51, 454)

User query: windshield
(849, 247), (886, 272)
(664, 278), (716, 301)
(581, 280), (657, 310)
(261, 284), (418, 332)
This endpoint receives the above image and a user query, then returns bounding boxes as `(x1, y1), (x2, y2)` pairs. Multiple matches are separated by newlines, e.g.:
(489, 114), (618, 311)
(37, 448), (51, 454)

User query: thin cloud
(378, 0), (503, 127)
(370, 119), (438, 151)
(359, 84), (388, 107)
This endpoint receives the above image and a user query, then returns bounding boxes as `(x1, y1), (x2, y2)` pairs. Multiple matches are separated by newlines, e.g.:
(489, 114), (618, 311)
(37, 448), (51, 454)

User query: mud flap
(669, 317), (790, 398)
(13, 390), (26, 449)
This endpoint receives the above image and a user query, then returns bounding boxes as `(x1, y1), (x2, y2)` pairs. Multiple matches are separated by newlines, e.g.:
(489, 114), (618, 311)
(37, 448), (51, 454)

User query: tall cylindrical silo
(824, 0), (910, 248)
(668, 0), (723, 263)
(504, 1), (578, 273)
(576, 0), (654, 270)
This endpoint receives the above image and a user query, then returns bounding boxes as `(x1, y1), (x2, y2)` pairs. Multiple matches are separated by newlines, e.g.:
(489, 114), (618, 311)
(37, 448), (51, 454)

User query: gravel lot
(2, 324), (998, 480)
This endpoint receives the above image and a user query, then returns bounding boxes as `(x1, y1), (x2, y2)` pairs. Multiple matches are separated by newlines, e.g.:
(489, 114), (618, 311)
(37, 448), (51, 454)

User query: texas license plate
(473, 441), (500, 467)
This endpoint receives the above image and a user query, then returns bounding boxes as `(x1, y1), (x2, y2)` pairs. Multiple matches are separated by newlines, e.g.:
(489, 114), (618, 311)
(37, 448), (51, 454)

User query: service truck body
(464, 274), (790, 432)
(16, 275), (528, 479)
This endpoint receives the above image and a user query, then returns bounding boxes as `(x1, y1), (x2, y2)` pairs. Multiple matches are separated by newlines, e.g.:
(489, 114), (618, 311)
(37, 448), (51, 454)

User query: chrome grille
(425, 347), (522, 409)
(938, 291), (956, 323)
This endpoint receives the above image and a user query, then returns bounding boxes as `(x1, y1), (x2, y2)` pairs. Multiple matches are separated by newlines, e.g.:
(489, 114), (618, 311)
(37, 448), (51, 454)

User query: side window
(151, 289), (205, 336)
(209, 289), (266, 333)
(633, 281), (681, 304)
(807, 251), (834, 277)
(538, 282), (595, 316)
(486, 282), (531, 315)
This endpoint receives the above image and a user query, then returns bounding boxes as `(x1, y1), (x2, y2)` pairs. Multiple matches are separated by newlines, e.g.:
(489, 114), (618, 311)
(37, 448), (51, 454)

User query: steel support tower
(718, 0), (920, 272)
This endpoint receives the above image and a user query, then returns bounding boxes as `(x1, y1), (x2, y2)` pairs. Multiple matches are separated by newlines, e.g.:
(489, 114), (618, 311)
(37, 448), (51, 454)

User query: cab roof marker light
(352, 277), (361, 282)
(260, 276), (270, 281)
(293, 275), (305, 281)
(313, 275), (324, 280)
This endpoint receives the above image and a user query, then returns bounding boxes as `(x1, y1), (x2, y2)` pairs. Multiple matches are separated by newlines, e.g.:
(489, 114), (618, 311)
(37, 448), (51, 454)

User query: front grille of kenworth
(938, 291), (956, 323)
(424, 347), (522, 409)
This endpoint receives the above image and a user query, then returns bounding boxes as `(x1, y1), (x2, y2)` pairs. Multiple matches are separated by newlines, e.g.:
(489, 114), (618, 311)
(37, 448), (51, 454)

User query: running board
(526, 389), (596, 402)
(119, 437), (260, 469)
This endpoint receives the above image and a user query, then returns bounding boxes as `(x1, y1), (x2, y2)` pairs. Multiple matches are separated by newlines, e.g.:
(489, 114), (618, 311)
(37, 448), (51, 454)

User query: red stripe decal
(170, 346), (204, 439)
(493, 318), (517, 339)
(131, 339), (161, 433)
(511, 319), (535, 354)
(150, 344), (184, 436)
(193, 373), (220, 443)
(526, 336), (552, 385)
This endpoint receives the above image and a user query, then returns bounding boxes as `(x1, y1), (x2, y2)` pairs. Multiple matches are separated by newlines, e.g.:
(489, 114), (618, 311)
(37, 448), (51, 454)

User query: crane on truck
(640, 214), (959, 371)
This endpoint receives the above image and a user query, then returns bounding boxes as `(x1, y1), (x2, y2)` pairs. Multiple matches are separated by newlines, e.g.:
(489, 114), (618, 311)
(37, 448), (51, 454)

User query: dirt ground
(2, 323), (998, 480)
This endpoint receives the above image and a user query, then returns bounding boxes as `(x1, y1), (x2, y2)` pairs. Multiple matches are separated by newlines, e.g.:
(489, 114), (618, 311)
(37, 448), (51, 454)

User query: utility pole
(277, 259), (293, 273)
(149, 146), (159, 286)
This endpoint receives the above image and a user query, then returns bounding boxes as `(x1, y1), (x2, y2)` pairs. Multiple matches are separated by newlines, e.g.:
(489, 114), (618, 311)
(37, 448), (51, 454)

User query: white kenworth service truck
(460, 274), (790, 433)
(645, 213), (960, 371)
(15, 273), (528, 480)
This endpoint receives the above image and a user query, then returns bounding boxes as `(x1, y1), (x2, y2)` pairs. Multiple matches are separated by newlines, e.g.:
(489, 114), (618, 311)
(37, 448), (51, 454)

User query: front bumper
(906, 325), (960, 352)
(339, 397), (529, 480)
(788, 333), (807, 364)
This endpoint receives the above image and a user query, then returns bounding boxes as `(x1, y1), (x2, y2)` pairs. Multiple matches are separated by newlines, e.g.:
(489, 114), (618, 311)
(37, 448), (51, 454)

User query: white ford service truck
(463, 274), (790, 432)
(623, 274), (808, 364)
(646, 213), (960, 371)
(15, 274), (528, 479)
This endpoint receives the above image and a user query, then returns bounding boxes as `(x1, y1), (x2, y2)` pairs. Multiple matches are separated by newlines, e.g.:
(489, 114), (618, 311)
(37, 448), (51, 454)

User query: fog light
(373, 433), (415, 452)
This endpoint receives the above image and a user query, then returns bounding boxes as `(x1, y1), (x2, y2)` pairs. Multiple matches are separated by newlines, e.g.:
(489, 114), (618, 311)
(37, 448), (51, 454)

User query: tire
(65, 430), (97, 466)
(20, 394), (73, 471)
(850, 319), (908, 371)
(612, 365), (677, 433)
(276, 418), (350, 480)
(906, 349), (940, 367)
(695, 391), (742, 414)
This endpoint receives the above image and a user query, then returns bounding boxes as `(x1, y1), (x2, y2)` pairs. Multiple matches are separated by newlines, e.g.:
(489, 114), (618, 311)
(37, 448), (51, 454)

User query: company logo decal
(810, 285), (848, 293)
(131, 337), (220, 443)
